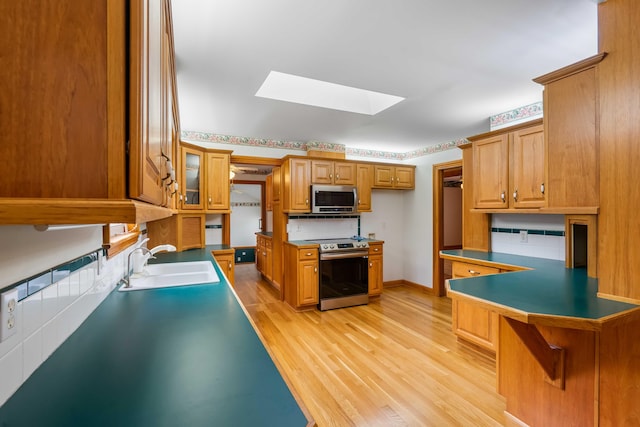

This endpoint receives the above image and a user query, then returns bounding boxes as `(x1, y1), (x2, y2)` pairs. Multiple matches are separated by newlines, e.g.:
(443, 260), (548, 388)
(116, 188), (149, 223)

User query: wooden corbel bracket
(505, 317), (566, 389)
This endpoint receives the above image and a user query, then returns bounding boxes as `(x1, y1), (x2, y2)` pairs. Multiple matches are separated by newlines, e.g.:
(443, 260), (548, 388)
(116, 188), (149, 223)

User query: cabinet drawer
(368, 243), (383, 255)
(298, 248), (318, 260)
(452, 262), (499, 278)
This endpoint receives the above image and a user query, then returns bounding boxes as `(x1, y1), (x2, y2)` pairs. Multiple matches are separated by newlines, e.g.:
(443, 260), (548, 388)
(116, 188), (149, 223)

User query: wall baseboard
(384, 280), (435, 295)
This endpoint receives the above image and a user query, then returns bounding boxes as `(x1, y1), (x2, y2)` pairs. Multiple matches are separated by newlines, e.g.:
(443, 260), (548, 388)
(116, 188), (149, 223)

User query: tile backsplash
(491, 214), (565, 260)
(0, 247), (130, 407)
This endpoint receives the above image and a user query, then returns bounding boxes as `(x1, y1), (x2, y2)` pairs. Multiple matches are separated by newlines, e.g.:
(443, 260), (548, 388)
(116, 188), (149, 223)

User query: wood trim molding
(466, 118), (543, 142)
(433, 160), (463, 297)
(385, 280), (436, 295)
(230, 155), (283, 167)
(564, 214), (598, 277)
(0, 198), (174, 225)
(533, 53), (607, 85)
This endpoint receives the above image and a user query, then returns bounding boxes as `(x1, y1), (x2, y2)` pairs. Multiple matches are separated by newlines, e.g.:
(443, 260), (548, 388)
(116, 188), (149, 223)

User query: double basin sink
(119, 261), (219, 292)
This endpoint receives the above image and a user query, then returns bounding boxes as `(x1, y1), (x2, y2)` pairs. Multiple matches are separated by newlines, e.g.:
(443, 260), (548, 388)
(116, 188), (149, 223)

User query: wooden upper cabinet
(311, 160), (356, 185)
(129, 0), (170, 206)
(510, 124), (546, 208)
(1, 0), (123, 200)
(471, 120), (545, 210)
(205, 151), (230, 212)
(0, 0), (176, 224)
(473, 134), (509, 208)
(373, 165), (415, 189)
(534, 54), (604, 209)
(356, 164), (373, 212)
(180, 146), (204, 210)
(177, 144), (230, 213)
(283, 158), (311, 213)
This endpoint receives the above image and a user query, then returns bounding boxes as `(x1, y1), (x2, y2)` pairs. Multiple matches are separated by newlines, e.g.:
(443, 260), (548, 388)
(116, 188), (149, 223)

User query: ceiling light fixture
(255, 71), (404, 115)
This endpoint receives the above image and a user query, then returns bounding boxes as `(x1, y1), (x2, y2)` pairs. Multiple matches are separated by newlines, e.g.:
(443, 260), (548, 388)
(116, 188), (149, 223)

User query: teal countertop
(441, 249), (638, 329)
(0, 246), (308, 426)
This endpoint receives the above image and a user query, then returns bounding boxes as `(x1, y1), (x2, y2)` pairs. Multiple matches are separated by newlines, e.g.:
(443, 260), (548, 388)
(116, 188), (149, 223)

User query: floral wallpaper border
(182, 130), (469, 161)
(181, 103), (542, 161)
(490, 101), (543, 129)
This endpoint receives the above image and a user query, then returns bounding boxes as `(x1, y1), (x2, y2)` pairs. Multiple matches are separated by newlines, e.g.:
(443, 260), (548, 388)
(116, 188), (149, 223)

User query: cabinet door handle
(305, 199), (309, 205)
(468, 269), (481, 276)
(513, 189), (518, 202)
(500, 192), (506, 203)
(228, 262), (232, 269)
(314, 267), (318, 273)
(336, 174), (340, 180)
(370, 262), (373, 267)
(208, 196), (212, 204)
(329, 173), (333, 179)
(540, 183), (545, 194)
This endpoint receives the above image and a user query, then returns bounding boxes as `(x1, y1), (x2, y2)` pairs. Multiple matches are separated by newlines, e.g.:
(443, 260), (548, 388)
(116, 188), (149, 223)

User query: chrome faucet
(123, 247), (155, 288)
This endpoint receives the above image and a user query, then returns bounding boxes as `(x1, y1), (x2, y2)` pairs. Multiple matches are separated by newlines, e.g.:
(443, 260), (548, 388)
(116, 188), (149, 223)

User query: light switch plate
(1, 288), (19, 342)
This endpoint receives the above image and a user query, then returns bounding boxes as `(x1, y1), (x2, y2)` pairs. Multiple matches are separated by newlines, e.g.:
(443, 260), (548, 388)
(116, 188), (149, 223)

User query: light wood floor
(233, 264), (506, 427)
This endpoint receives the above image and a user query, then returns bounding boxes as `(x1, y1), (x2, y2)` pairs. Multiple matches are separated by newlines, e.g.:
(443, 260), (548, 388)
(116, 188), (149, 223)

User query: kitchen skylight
(255, 71), (404, 115)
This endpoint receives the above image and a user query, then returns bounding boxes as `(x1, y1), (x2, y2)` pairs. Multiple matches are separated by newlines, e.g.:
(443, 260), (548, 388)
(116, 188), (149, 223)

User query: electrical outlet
(1, 288), (19, 342)
(520, 230), (528, 243)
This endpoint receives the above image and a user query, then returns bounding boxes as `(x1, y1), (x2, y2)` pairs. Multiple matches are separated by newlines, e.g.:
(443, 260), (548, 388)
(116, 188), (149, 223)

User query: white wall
(0, 226), (104, 290)
(359, 191), (405, 282)
(402, 149), (463, 288)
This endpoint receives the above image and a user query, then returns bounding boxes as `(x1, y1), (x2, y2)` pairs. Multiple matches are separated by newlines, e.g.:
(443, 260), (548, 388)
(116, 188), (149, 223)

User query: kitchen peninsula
(0, 248), (312, 427)
(442, 249), (640, 426)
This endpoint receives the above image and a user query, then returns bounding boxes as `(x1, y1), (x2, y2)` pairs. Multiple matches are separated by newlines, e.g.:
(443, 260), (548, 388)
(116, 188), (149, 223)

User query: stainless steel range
(308, 238), (370, 311)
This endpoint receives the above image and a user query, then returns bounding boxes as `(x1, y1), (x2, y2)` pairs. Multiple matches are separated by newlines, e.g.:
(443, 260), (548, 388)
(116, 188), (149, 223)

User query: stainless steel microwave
(311, 185), (357, 214)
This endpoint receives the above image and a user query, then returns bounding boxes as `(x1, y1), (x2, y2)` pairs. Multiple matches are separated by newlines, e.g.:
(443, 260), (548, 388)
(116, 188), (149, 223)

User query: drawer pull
(306, 252), (312, 256)
(468, 269), (481, 276)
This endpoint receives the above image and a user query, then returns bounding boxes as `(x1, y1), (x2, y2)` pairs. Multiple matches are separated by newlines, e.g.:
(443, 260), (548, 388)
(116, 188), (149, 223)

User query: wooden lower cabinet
(211, 249), (234, 286)
(451, 261), (500, 352)
(255, 234), (273, 284)
(146, 213), (204, 251)
(368, 242), (384, 296)
(284, 242), (318, 310)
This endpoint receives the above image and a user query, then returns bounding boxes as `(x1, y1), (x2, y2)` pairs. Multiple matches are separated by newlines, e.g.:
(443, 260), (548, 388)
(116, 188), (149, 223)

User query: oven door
(318, 251), (369, 310)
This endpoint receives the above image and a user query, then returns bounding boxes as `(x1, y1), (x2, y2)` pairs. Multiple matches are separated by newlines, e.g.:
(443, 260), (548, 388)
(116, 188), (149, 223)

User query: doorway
(230, 181), (264, 262)
(432, 160), (463, 296)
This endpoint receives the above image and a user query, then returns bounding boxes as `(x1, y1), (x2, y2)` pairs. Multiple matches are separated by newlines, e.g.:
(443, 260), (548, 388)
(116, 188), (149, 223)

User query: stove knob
(322, 244), (329, 250)
(330, 244), (337, 249)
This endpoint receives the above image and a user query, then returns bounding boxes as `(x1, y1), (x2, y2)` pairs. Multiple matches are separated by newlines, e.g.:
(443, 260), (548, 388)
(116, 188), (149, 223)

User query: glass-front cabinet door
(181, 146), (204, 210)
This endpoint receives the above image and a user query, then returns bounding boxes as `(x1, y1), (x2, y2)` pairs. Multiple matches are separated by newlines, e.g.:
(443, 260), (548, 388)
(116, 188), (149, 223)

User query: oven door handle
(319, 251), (369, 260)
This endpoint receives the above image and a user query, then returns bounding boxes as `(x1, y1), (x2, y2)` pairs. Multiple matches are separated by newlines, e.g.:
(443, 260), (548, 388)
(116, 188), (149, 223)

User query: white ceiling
(171, 0), (598, 154)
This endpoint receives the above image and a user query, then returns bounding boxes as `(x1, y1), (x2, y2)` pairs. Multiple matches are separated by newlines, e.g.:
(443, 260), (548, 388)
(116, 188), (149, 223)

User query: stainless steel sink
(118, 261), (219, 292)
